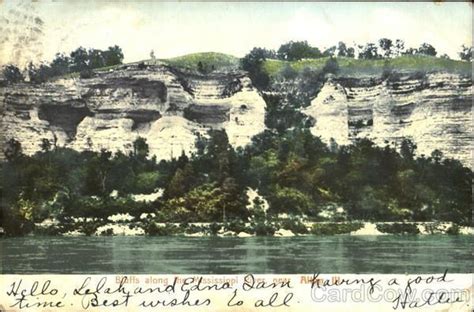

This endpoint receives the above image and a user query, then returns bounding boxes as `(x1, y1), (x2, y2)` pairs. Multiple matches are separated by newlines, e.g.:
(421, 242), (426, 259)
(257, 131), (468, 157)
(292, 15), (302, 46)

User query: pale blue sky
(1, 1), (472, 66)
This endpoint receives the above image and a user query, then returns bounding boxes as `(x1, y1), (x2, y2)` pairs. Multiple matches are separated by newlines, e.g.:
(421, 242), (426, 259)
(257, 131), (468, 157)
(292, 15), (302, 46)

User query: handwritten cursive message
(2, 272), (471, 311)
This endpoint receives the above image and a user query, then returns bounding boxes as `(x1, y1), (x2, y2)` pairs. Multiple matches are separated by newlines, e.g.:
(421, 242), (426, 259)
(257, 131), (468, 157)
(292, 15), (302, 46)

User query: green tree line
(1, 128), (472, 235)
(2, 45), (124, 85)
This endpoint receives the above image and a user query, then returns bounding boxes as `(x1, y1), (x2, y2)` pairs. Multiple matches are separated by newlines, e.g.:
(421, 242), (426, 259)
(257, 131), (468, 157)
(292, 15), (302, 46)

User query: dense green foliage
(1, 125), (472, 236)
(2, 45), (124, 84)
(376, 223), (420, 235)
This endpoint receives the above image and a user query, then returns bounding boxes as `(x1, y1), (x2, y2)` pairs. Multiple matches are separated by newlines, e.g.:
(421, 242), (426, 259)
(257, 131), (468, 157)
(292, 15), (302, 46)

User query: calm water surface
(1, 235), (472, 274)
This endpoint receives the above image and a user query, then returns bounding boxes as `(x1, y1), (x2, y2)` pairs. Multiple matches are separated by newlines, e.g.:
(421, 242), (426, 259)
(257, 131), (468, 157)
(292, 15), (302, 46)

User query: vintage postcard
(0, 1), (472, 311)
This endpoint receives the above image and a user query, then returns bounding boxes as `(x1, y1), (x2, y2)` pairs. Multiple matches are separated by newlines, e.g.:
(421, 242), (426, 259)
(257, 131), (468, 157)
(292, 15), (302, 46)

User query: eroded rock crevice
(38, 103), (93, 139)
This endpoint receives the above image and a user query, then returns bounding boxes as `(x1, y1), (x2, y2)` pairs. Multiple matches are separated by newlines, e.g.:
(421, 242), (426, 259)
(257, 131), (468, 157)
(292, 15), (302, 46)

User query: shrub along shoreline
(28, 218), (473, 237)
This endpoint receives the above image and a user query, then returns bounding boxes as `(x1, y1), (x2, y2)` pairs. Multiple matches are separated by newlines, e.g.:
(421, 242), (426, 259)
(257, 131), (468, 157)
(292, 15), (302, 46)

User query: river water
(1, 235), (472, 274)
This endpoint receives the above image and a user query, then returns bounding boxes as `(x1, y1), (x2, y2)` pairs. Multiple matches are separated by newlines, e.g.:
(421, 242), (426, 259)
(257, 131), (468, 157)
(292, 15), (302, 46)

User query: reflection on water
(1, 235), (472, 274)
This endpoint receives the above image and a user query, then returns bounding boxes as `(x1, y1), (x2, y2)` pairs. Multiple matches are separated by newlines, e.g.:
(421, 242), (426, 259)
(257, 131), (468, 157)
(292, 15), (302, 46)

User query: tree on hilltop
(2, 64), (24, 84)
(241, 47), (270, 88)
(459, 45), (473, 61)
(378, 38), (393, 58)
(277, 41), (322, 61)
(358, 43), (380, 59)
(417, 43), (437, 56)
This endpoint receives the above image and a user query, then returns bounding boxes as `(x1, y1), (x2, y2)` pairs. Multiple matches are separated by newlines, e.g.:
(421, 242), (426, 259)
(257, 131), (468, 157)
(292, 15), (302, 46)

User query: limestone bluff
(0, 63), (266, 160)
(303, 72), (472, 166)
(0, 62), (472, 167)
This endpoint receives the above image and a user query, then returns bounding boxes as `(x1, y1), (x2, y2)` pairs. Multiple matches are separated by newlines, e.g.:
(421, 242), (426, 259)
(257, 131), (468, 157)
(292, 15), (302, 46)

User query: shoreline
(21, 220), (474, 237)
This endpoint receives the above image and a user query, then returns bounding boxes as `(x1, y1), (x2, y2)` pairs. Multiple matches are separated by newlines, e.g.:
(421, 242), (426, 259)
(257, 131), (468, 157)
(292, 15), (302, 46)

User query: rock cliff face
(1, 64), (266, 160)
(1, 66), (472, 167)
(303, 72), (472, 166)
